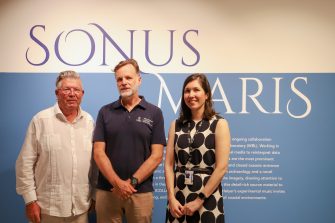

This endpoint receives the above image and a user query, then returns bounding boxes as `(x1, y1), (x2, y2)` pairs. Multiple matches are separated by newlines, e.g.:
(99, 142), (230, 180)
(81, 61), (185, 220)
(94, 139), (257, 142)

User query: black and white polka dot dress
(166, 115), (225, 223)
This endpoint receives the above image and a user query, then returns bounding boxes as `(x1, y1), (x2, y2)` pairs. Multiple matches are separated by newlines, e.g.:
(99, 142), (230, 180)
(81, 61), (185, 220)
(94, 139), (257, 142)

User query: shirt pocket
(40, 134), (62, 151)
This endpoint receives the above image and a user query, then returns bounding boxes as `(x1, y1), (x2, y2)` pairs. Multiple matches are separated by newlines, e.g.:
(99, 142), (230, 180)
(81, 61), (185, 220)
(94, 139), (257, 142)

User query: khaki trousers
(96, 189), (154, 223)
(39, 212), (88, 223)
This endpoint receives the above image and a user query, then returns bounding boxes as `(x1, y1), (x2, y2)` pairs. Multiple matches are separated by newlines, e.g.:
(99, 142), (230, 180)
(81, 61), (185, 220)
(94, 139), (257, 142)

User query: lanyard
(186, 120), (203, 167)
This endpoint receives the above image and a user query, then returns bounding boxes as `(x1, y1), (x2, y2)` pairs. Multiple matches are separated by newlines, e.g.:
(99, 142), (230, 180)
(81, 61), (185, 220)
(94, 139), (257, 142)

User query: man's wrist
(130, 176), (139, 187)
(26, 200), (37, 206)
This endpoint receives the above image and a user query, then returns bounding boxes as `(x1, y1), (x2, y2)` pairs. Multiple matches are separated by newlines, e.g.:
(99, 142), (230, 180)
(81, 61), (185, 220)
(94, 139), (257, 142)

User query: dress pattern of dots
(166, 115), (225, 223)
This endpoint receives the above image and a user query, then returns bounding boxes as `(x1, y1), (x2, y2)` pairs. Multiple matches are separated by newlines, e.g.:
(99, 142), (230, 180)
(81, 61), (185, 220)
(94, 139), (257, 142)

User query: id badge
(184, 170), (194, 185)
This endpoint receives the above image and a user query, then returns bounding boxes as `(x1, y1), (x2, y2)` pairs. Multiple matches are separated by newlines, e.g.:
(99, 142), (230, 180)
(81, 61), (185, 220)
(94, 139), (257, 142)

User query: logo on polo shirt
(136, 116), (153, 127)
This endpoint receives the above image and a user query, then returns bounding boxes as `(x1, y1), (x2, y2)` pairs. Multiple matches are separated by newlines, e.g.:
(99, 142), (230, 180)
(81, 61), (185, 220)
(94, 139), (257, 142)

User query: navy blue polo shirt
(93, 96), (166, 193)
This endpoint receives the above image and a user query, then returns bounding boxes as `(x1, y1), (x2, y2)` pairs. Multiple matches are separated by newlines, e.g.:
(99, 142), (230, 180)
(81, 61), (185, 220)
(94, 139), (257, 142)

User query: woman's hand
(182, 198), (204, 216)
(168, 197), (184, 218)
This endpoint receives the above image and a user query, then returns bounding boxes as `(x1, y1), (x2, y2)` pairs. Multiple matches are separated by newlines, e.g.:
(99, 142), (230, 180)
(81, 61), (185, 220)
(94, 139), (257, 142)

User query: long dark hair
(179, 73), (217, 122)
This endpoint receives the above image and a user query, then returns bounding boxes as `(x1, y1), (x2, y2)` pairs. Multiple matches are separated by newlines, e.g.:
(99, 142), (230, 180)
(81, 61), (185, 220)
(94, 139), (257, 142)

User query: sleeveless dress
(166, 115), (225, 223)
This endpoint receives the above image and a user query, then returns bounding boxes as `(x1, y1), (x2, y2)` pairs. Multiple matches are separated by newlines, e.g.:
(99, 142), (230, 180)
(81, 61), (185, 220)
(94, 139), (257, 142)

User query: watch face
(199, 192), (205, 200)
(131, 177), (138, 185)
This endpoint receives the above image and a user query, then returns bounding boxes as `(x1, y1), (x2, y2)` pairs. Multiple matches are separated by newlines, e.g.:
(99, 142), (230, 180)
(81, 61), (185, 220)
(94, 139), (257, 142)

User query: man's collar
(54, 103), (83, 122)
(112, 96), (147, 110)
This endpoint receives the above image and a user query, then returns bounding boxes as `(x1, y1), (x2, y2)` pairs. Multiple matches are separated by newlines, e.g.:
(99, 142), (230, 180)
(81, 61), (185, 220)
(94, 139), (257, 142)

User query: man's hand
(111, 179), (137, 199)
(25, 201), (41, 223)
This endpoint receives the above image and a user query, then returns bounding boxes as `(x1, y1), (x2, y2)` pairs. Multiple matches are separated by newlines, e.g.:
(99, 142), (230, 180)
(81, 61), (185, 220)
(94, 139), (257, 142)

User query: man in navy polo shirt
(93, 59), (166, 223)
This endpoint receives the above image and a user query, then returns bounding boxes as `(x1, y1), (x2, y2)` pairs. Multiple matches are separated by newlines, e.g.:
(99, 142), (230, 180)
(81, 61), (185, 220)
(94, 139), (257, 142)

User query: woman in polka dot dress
(165, 73), (231, 223)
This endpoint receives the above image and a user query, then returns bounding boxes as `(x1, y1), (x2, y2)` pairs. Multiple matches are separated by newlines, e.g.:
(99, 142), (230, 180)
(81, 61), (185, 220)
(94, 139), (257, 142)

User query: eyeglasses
(59, 87), (83, 95)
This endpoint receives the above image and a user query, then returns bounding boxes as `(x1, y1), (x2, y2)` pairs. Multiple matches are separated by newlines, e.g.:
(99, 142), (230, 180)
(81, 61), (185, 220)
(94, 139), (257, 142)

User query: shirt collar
(54, 103), (83, 122)
(112, 96), (147, 110)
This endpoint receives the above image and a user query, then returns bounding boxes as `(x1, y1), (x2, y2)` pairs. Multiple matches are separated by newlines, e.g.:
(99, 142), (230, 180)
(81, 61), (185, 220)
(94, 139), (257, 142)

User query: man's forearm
(132, 146), (163, 183)
(94, 151), (121, 187)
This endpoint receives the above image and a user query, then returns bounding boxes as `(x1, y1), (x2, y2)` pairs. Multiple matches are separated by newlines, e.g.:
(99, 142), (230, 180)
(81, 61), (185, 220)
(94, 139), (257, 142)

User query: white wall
(0, 0), (334, 73)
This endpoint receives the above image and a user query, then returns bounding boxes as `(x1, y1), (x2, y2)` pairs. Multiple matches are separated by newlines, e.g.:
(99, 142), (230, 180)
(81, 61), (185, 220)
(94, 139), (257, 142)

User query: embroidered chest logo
(136, 116), (153, 127)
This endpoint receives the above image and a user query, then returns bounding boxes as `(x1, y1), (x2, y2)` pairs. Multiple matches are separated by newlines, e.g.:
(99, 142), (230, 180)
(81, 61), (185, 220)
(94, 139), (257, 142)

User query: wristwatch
(130, 176), (138, 187)
(198, 192), (207, 200)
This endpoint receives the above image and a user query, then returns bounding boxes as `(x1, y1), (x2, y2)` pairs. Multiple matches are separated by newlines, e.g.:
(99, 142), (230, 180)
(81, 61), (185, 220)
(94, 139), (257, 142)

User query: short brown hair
(113, 58), (140, 74)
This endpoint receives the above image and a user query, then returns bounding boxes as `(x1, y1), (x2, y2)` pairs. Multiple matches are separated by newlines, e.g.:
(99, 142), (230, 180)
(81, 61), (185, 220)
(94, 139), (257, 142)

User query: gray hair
(55, 70), (81, 89)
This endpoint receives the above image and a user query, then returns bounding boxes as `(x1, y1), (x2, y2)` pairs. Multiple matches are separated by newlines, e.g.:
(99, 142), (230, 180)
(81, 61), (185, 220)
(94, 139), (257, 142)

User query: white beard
(119, 83), (139, 98)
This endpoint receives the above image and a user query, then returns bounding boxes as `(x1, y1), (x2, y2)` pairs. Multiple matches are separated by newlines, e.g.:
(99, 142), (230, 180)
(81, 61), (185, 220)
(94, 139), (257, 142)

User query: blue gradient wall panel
(1, 73), (334, 222)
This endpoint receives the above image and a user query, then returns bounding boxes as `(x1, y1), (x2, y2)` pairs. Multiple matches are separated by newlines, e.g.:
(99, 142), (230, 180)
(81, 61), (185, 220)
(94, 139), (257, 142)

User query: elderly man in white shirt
(16, 70), (95, 223)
